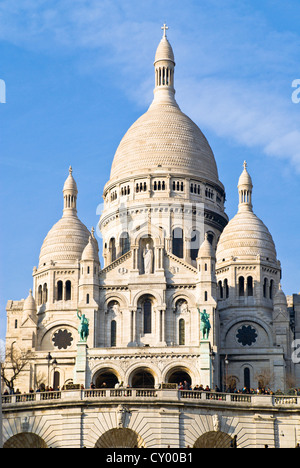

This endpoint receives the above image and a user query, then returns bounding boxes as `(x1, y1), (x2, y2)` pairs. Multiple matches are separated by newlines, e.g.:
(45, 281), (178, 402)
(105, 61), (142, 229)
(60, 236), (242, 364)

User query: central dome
(110, 104), (219, 183)
(109, 31), (220, 186)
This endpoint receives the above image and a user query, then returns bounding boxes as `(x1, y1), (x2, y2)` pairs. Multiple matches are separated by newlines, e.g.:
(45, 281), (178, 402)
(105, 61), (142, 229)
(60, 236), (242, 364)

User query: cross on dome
(243, 161), (247, 170)
(161, 23), (169, 37)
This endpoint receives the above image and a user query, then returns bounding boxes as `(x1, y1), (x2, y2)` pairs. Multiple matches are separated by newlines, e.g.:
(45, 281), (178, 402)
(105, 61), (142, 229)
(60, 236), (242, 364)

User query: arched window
(190, 229), (200, 261)
(109, 237), (116, 263)
(239, 277), (245, 297)
(65, 280), (71, 301)
(244, 367), (250, 390)
(38, 285), (43, 305)
(172, 228), (184, 258)
(179, 319), (185, 345)
(269, 279), (274, 300)
(247, 277), (253, 297)
(120, 232), (130, 256)
(207, 232), (214, 246)
(57, 281), (63, 301)
(43, 283), (48, 303)
(224, 279), (229, 299)
(111, 320), (117, 347)
(218, 281), (223, 299)
(86, 294), (90, 304)
(143, 300), (152, 334)
(53, 371), (60, 391)
(263, 278), (268, 298)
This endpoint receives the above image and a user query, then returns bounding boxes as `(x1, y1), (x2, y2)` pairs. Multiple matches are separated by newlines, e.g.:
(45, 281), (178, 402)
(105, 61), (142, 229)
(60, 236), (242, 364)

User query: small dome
(154, 36), (175, 64)
(39, 216), (90, 267)
(23, 289), (36, 312)
(273, 284), (287, 306)
(216, 162), (277, 264)
(81, 235), (99, 262)
(63, 166), (78, 193)
(216, 210), (277, 264)
(238, 161), (253, 188)
(198, 234), (215, 258)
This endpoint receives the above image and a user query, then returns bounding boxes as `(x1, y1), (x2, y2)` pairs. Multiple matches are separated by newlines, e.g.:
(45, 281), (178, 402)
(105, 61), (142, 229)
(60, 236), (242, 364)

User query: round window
(236, 325), (257, 347)
(52, 329), (73, 350)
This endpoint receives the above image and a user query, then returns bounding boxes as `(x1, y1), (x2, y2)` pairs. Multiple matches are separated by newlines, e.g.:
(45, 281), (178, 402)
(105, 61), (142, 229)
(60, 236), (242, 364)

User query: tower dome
(38, 168), (90, 267)
(109, 26), (220, 186)
(216, 162), (277, 264)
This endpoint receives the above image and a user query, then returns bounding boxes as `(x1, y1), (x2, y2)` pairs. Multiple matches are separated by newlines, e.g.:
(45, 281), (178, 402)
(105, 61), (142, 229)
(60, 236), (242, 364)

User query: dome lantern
(63, 166), (78, 217)
(152, 24), (177, 107)
(238, 161), (253, 213)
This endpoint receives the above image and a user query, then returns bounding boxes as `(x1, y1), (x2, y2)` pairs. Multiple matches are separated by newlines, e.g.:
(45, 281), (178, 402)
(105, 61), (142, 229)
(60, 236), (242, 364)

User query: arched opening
(3, 433), (48, 449)
(111, 320), (117, 347)
(172, 227), (183, 258)
(65, 280), (71, 301)
(38, 285), (43, 305)
(218, 281), (223, 299)
(130, 368), (155, 388)
(143, 299), (152, 334)
(179, 318), (185, 345)
(207, 232), (214, 246)
(224, 279), (229, 299)
(247, 277), (253, 297)
(43, 283), (48, 303)
(94, 428), (145, 448)
(167, 368), (192, 387)
(53, 370), (60, 390)
(244, 367), (250, 390)
(95, 369), (119, 389)
(109, 237), (116, 263)
(263, 278), (268, 298)
(120, 232), (130, 256)
(238, 277), (245, 297)
(269, 279), (274, 299)
(193, 431), (233, 449)
(57, 281), (63, 301)
(190, 229), (200, 261)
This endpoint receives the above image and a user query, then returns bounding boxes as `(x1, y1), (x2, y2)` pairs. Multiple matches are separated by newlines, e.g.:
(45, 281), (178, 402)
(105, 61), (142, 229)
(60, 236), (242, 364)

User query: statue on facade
(198, 308), (211, 340)
(117, 405), (131, 428)
(143, 243), (153, 274)
(77, 309), (89, 342)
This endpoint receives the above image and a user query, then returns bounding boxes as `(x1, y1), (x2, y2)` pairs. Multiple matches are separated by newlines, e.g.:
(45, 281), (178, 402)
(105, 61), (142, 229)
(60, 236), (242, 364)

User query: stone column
(200, 340), (212, 388)
(74, 342), (88, 388)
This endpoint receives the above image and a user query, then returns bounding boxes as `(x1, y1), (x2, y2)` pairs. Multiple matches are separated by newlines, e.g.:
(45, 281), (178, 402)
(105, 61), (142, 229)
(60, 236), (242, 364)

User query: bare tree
(254, 369), (274, 389)
(1, 344), (34, 392)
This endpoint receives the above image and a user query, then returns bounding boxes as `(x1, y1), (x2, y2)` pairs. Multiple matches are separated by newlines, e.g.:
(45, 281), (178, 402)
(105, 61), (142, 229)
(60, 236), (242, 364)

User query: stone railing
(2, 389), (300, 408)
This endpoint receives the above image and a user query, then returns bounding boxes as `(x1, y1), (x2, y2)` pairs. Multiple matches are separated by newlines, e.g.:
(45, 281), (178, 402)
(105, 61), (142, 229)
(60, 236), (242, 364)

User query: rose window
(236, 325), (257, 347)
(52, 329), (73, 350)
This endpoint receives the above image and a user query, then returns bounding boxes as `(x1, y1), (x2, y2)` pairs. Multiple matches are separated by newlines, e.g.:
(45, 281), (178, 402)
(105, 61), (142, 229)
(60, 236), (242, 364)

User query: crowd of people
(3, 382), (300, 396)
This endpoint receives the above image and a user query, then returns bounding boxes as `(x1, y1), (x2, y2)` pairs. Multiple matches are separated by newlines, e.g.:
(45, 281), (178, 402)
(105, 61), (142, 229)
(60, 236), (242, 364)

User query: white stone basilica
(5, 26), (300, 396)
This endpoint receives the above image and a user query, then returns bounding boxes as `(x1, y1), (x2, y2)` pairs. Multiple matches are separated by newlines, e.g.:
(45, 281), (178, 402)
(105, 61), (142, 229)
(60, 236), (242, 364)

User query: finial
(91, 227), (95, 237)
(243, 161), (247, 170)
(161, 23), (169, 38)
(29, 289), (32, 295)
(69, 166), (73, 175)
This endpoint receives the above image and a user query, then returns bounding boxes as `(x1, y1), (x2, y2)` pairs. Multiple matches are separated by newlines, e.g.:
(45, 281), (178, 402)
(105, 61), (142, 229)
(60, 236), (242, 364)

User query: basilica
(4, 26), (300, 396)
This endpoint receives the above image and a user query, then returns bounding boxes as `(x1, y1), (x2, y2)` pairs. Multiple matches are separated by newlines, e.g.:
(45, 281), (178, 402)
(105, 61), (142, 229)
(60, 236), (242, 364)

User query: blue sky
(0, 0), (300, 342)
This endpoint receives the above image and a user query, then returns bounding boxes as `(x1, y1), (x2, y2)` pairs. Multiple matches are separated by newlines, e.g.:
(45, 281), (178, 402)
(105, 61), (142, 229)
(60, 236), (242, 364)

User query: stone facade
(2, 389), (300, 448)
(2, 26), (300, 448)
